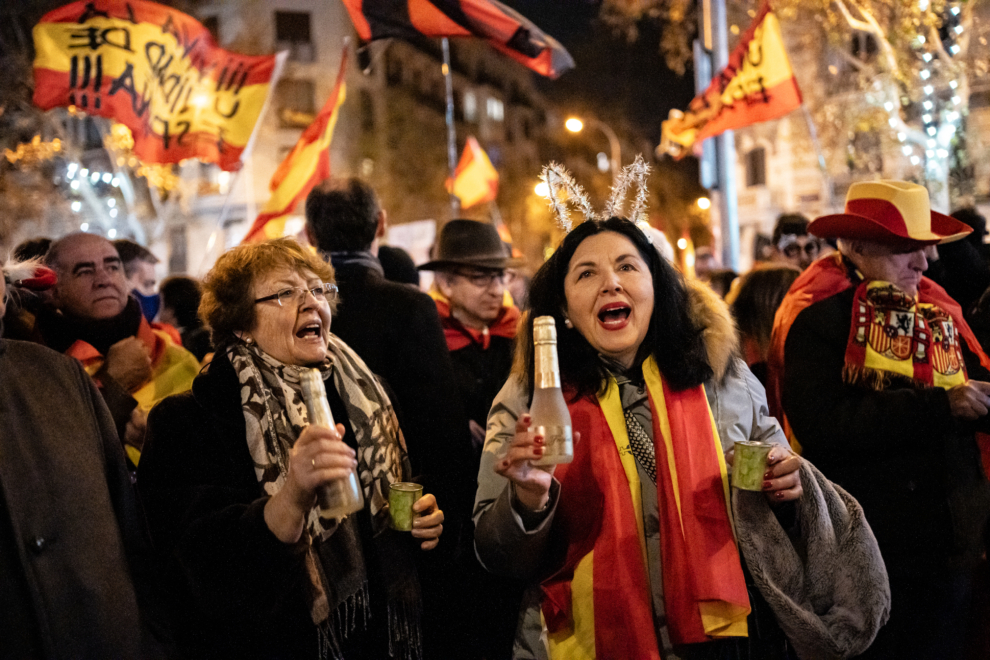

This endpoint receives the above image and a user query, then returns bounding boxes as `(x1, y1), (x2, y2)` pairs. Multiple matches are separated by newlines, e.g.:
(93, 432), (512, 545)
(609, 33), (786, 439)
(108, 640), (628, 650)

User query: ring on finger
(311, 458), (316, 468)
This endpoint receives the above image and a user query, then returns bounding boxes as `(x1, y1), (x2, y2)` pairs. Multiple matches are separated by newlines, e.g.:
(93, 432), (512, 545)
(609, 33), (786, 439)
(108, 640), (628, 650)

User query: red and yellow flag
(660, 2), (802, 159)
(445, 136), (498, 209)
(241, 48), (348, 244)
(32, 0), (284, 171)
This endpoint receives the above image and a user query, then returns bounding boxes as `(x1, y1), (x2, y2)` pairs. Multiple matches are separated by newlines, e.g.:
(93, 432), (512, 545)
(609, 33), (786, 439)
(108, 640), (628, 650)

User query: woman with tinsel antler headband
(472, 157), (890, 660)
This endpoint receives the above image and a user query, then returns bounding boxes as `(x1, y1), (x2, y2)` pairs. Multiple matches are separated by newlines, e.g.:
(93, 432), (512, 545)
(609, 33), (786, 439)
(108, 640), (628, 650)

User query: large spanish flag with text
(241, 48), (348, 244)
(341, 0), (573, 79)
(32, 0), (284, 171)
(660, 2), (801, 159)
(446, 136), (498, 208)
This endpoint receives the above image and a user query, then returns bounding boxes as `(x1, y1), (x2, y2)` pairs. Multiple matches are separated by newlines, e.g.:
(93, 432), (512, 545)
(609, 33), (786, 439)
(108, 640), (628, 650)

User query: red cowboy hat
(808, 180), (971, 245)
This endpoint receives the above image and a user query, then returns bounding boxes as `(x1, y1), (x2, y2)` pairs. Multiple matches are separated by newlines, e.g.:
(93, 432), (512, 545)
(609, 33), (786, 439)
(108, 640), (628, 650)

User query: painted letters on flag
(241, 48), (348, 244)
(340, 0), (573, 79)
(660, 2), (802, 159)
(446, 136), (498, 209)
(32, 0), (284, 171)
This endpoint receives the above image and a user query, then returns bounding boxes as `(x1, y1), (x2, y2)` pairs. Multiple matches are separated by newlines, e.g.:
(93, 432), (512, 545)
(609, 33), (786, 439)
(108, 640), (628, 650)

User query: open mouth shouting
(597, 302), (631, 330)
(295, 320), (325, 342)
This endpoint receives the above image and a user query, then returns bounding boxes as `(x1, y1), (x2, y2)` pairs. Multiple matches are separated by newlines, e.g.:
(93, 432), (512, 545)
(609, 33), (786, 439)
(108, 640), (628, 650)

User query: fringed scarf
(844, 280), (968, 390)
(232, 336), (422, 660)
(541, 357), (750, 659)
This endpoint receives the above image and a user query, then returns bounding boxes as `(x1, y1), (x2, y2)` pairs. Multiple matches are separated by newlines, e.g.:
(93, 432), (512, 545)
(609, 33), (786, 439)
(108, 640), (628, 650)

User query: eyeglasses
(452, 270), (505, 288)
(779, 239), (820, 259)
(254, 283), (338, 307)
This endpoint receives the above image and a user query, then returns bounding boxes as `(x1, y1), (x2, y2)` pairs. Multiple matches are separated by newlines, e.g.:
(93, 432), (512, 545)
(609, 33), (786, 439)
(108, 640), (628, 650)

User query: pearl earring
(564, 317), (573, 329)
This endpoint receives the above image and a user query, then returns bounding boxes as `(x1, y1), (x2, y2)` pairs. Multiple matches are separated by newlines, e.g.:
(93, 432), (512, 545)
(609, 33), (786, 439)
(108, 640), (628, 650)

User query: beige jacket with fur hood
(473, 279), (889, 660)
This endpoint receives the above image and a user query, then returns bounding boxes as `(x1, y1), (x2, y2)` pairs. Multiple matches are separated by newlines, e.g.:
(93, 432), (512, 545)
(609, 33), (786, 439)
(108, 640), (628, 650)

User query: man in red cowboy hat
(767, 180), (990, 659)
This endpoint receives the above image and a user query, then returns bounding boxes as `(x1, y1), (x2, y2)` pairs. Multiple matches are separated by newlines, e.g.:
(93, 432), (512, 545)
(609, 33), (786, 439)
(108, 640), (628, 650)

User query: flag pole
(196, 168), (243, 274)
(711, 0), (740, 272)
(442, 38), (461, 218)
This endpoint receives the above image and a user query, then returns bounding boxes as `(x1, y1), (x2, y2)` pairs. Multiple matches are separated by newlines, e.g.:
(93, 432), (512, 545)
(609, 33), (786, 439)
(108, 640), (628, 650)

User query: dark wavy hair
(515, 217), (711, 400)
(730, 265), (799, 358)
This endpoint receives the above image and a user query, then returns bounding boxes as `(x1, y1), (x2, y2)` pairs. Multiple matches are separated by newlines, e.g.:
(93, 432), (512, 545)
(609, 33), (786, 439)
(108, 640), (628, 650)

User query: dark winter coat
(329, 259), (476, 519)
(0, 339), (168, 660)
(783, 287), (990, 658)
(138, 350), (420, 660)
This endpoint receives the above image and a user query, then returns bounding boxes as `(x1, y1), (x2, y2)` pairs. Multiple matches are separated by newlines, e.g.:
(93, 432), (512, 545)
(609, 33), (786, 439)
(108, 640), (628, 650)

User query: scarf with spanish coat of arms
(844, 279), (969, 391)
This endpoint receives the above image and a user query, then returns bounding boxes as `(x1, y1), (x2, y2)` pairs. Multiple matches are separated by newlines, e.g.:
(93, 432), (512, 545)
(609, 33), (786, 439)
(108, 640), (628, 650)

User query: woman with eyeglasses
(137, 238), (443, 659)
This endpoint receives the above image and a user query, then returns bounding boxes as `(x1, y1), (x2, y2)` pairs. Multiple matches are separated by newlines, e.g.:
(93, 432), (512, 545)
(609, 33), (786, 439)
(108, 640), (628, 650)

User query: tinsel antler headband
(539, 154), (653, 236)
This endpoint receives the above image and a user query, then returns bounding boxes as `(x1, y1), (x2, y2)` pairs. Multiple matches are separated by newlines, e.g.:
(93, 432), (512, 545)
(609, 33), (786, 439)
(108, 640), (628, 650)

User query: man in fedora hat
(419, 219), (524, 438)
(767, 180), (990, 658)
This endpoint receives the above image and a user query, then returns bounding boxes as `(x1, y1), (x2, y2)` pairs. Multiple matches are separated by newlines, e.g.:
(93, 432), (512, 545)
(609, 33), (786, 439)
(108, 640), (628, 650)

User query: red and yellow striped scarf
(540, 357), (750, 659)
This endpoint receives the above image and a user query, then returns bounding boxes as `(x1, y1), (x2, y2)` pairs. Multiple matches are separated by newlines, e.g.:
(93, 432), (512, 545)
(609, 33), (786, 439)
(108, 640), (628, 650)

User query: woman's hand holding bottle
(265, 423), (356, 543)
(494, 414), (580, 512)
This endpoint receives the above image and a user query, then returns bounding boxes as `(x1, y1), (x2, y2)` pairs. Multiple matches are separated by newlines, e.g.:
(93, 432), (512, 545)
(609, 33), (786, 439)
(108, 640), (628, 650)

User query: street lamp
(565, 115), (621, 174)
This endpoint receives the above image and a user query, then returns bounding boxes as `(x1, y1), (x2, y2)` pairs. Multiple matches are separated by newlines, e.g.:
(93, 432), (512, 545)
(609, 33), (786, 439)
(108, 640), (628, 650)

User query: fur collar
(684, 277), (739, 382)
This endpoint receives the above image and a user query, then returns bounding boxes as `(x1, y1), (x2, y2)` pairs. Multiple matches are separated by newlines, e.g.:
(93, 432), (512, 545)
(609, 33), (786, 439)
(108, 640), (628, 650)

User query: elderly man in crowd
(37, 233), (198, 465)
(0, 259), (170, 658)
(768, 181), (990, 659)
(419, 219), (523, 446)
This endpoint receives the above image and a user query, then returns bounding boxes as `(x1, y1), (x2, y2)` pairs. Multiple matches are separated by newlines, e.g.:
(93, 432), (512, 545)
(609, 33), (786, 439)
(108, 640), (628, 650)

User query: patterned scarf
(232, 335), (419, 658)
(845, 280), (968, 390)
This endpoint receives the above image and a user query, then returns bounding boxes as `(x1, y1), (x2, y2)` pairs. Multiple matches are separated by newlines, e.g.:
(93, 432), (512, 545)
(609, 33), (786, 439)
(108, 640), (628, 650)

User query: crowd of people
(1, 174), (987, 660)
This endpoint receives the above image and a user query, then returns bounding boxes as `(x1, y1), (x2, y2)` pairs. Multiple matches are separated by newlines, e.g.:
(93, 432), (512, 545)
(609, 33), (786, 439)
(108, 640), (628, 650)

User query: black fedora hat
(418, 219), (524, 271)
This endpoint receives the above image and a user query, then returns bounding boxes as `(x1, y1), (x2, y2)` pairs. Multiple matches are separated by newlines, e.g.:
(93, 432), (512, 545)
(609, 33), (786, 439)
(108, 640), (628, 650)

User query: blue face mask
(134, 290), (161, 322)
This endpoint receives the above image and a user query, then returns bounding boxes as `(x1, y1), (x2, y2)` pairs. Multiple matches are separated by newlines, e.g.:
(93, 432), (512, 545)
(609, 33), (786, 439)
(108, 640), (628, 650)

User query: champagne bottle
(300, 369), (364, 519)
(529, 316), (573, 466)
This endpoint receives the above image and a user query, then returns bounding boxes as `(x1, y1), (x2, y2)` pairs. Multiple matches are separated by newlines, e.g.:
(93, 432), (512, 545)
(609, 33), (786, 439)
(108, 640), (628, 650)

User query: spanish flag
(241, 48), (347, 244)
(446, 136), (498, 209)
(32, 0), (284, 171)
(660, 2), (802, 159)
(341, 0), (573, 79)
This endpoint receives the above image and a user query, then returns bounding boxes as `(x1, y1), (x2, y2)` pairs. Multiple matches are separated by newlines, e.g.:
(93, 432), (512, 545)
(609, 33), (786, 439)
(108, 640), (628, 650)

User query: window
(463, 90), (477, 122)
(275, 12), (314, 62)
(746, 147), (766, 187)
(851, 31), (878, 62)
(486, 97), (504, 122)
(275, 79), (316, 128)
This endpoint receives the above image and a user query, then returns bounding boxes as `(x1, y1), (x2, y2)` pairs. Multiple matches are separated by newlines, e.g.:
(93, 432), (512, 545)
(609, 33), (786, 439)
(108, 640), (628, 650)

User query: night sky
(502, 0), (697, 145)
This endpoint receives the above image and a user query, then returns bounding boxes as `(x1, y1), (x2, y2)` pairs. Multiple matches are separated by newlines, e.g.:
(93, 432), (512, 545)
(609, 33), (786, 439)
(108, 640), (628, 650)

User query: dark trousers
(857, 564), (974, 660)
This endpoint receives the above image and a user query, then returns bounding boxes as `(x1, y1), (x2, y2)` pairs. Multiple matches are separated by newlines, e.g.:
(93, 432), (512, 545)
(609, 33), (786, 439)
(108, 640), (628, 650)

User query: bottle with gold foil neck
(301, 369), (365, 520)
(529, 316), (573, 465)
